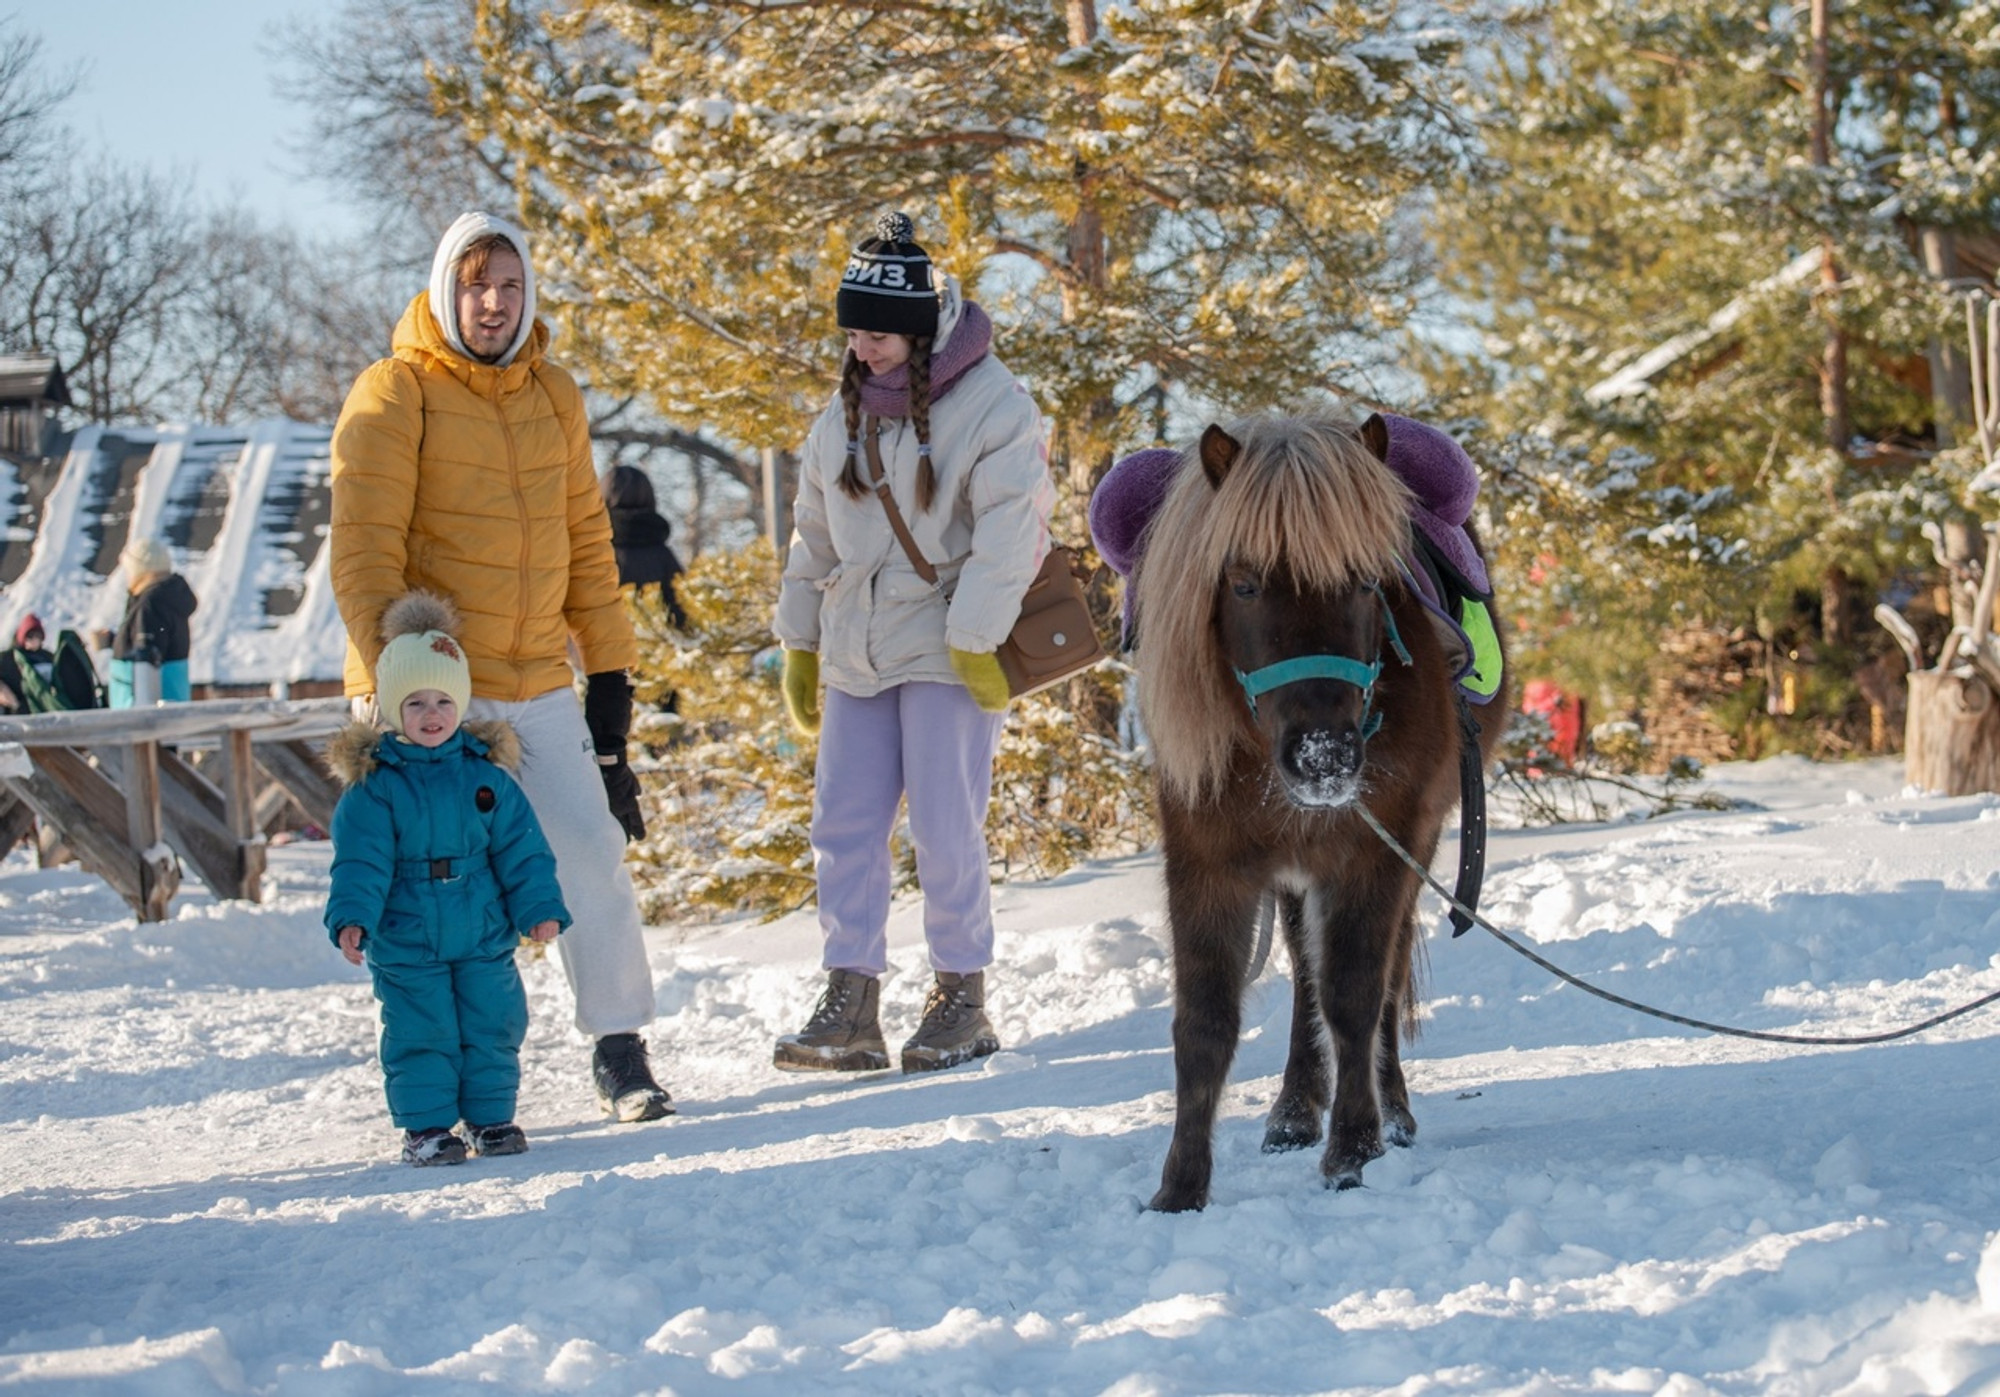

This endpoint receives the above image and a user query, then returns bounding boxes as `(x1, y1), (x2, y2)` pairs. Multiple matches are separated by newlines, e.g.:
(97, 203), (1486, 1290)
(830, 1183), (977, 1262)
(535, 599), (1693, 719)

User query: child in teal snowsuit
(325, 593), (570, 1166)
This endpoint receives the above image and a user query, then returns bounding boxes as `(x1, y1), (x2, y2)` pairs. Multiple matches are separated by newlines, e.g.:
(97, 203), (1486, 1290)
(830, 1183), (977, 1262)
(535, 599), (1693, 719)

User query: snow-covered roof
(1584, 196), (1939, 408)
(0, 356), (69, 408)
(0, 419), (347, 687)
(1585, 248), (1822, 406)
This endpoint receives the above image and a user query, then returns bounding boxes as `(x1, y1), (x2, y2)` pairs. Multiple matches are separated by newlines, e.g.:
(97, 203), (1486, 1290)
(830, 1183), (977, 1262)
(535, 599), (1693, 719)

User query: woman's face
(846, 330), (913, 376)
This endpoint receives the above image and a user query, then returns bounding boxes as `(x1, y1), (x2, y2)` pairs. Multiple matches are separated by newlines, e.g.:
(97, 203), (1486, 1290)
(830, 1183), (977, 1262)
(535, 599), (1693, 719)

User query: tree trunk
(1811, 0), (1849, 454)
(1905, 669), (2000, 795)
(1922, 228), (1973, 447)
(1821, 563), (1854, 647)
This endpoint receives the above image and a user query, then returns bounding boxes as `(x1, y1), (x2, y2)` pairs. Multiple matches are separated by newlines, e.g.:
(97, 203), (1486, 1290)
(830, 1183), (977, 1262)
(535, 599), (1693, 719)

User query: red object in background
(1522, 679), (1583, 764)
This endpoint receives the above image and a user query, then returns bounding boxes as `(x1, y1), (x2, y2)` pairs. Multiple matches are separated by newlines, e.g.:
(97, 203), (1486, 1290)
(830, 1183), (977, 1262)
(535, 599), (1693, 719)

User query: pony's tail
(1404, 932), (1427, 1043)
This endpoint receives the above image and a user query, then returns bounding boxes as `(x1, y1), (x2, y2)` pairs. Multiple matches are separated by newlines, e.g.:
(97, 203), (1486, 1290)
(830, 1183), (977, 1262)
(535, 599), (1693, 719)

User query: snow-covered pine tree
(438, 0), (1474, 473)
(1423, 0), (1999, 757)
(420, 0), (1475, 901)
(621, 541), (817, 922)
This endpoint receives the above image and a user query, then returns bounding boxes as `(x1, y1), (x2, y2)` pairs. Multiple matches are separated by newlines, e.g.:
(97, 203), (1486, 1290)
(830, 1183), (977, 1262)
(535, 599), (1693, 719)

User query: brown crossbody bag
(859, 416), (1105, 698)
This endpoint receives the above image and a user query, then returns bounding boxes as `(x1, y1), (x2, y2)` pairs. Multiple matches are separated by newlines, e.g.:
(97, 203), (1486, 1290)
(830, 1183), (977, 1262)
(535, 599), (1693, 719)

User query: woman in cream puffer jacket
(772, 213), (1052, 1078)
(773, 282), (1051, 696)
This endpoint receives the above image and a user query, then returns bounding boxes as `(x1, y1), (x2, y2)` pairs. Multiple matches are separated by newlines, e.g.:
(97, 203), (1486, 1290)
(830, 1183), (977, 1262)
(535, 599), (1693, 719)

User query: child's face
(400, 690), (460, 748)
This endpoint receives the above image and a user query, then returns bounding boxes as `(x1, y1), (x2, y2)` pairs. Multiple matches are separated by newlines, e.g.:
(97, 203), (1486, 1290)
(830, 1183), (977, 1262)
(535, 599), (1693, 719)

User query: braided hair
(835, 338), (939, 510)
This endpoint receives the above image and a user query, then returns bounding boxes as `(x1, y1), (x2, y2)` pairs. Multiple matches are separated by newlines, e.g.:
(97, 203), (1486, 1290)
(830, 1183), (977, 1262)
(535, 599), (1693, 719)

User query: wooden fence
(0, 698), (351, 921)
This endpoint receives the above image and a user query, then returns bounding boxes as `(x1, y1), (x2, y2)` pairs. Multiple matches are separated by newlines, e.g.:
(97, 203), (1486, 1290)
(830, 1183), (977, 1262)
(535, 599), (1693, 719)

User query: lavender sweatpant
(812, 681), (1007, 977)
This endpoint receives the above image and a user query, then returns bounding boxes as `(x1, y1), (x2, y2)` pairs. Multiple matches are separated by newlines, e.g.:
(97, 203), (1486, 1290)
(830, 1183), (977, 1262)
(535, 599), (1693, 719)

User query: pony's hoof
(1147, 1181), (1209, 1213)
(1382, 1106), (1417, 1149)
(1323, 1135), (1384, 1190)
(1261, 1105), (1323, 1154)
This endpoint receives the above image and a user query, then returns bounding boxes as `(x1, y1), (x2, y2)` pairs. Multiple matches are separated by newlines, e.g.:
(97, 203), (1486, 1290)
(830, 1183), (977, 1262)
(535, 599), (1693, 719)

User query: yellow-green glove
(949, 647), (1010, 713)
(781, 648), (821, 735)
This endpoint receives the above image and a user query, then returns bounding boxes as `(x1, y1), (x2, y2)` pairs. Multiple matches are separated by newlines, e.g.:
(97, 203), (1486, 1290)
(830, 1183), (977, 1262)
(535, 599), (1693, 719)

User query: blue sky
(23, 1), (356, 235)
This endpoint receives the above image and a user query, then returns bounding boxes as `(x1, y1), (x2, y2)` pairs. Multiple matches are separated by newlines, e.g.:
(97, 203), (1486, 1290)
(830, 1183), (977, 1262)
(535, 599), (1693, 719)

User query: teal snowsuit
(325, 724), (571, 1131)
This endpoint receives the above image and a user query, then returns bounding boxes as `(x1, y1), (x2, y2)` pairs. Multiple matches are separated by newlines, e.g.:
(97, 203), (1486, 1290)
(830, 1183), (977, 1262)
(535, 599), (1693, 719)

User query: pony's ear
(1359, 413), (1390, 463)
(1199, 424), (1241, 489)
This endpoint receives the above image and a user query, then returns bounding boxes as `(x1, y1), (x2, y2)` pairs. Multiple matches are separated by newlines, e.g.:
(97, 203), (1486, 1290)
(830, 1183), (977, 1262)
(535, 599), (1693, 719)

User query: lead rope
(1354, 803), (2000, 1047)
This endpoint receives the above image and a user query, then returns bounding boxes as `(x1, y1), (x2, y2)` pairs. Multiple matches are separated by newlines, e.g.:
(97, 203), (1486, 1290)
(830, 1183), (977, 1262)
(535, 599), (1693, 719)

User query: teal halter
(1235, 654), (1382, 717)
(1231, 583), (1412, 735)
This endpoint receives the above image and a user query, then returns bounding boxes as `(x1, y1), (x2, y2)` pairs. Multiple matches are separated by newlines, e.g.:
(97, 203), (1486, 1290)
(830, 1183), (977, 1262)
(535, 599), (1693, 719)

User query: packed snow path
(5, 756), (2000, 1394)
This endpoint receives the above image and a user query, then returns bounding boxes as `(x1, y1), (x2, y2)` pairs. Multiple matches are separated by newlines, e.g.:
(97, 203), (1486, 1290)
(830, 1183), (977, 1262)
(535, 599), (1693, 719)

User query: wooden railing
(0, 698), (352, 921)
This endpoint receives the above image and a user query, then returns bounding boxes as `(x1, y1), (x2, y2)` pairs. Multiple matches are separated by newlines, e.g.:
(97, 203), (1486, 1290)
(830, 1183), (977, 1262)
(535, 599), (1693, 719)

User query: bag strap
(861, 415), (940, 587)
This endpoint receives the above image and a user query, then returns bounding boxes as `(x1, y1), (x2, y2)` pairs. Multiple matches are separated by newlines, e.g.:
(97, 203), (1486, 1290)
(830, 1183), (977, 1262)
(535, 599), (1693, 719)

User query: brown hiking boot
(901, 971), (1000, 1074)
(774, 969), (890, 1072)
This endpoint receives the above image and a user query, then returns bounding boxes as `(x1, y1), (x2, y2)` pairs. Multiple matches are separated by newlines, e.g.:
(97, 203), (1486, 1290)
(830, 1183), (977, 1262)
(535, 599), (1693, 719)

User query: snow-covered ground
(5, 755), (2000, 1395)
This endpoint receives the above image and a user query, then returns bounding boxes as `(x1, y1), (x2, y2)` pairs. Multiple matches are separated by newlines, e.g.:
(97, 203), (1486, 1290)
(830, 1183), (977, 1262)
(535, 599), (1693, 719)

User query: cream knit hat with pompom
(373, 592), (472, 723)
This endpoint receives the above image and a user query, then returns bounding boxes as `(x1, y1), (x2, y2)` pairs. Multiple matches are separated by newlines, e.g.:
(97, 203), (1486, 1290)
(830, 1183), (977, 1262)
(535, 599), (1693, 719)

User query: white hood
(931, 273), (965, 355)
(427, 210), (539, 368)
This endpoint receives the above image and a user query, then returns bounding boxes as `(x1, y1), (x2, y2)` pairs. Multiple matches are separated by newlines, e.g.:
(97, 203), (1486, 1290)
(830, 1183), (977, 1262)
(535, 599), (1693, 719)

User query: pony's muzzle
(1277, 724), (1364, 807)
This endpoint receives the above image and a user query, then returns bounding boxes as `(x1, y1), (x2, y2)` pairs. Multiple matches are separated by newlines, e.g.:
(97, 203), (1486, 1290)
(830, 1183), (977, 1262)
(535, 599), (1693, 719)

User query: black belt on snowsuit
(396, 857), (465, 882)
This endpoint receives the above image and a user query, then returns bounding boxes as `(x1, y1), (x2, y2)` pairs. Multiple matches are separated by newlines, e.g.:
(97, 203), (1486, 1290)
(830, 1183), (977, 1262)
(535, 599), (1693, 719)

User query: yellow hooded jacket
(329, 292), (638, 701)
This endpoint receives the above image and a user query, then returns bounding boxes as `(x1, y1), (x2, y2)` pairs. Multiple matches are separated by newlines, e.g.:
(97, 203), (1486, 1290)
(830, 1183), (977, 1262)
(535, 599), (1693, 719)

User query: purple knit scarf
(856, 301), (994, 418)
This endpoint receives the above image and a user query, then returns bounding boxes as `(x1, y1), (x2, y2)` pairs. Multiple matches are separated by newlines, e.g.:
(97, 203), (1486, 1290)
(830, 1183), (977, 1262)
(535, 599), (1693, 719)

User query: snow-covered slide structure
(0, 419), (348, 695)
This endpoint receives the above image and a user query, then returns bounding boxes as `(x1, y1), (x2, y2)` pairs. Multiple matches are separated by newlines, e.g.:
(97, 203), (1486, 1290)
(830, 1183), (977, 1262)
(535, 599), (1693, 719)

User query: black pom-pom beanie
(835, 211), (940, 338)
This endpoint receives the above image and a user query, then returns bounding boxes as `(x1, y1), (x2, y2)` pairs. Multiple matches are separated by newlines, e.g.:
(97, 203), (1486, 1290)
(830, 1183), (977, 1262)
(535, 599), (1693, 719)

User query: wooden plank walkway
(0, 698), (351, 921)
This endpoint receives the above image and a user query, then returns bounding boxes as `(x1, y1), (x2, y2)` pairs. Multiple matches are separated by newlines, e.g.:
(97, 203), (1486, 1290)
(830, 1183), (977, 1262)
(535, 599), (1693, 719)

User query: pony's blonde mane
(1137, 409), (1415, 806)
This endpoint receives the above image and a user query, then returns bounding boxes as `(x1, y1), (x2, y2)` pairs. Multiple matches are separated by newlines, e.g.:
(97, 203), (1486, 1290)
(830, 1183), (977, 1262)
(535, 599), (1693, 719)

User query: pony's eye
(1229, 574), (1262, 600)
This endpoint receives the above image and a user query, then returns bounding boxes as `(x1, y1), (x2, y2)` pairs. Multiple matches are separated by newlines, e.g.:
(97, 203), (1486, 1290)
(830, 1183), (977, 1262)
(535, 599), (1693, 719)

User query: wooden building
(0, 355), (70, 459)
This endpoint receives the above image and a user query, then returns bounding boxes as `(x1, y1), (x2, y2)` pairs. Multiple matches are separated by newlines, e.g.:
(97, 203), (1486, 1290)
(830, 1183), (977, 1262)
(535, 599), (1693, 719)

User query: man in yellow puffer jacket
(329, 211), (673, 1125)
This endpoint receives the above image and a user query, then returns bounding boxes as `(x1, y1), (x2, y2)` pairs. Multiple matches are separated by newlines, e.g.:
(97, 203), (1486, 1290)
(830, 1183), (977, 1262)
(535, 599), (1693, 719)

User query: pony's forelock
(1137, 411), (1414, 805)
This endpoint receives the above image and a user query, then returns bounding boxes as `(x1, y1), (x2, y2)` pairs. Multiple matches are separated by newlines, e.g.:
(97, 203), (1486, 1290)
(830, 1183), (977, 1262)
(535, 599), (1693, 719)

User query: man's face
(455, 246), (526, 362)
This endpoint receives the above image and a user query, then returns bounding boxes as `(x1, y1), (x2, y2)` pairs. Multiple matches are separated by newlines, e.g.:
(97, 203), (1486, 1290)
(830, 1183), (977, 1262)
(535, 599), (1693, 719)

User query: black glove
(600, 755), (646, 843)
(583, 670), (634, 751)
(584, 671), (645, 842)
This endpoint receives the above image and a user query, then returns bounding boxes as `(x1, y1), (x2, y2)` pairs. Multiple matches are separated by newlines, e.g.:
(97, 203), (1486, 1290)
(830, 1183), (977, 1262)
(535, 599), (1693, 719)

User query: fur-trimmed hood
(324, 718), (523, 787)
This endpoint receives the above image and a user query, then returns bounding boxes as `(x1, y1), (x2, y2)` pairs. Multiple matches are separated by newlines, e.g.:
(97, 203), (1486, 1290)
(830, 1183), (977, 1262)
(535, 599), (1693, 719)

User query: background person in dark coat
(599, 466), (688, 628)
(109, 537), (198, 707)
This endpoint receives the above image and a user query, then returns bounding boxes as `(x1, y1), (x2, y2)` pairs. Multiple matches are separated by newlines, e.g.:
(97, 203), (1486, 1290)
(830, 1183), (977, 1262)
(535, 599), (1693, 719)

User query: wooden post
(221, 728), (264, 902)
(148, 747), (252, 902)
(5, 755), (166, 918)
(1905, 669), (2000, 795)
(762, 446), (781, 576)
(253, 738), (340, 831)
(0, 790), (34, 858)
(122, 739), (173, 923)
(0, 697), (351, 918)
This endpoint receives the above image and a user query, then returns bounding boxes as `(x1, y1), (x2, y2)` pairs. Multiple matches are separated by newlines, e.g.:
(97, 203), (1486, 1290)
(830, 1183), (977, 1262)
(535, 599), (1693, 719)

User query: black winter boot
(592, 1034), (675, 1122)
(402, 1127), (468, 1166)
(466, 1122), (529, 1157)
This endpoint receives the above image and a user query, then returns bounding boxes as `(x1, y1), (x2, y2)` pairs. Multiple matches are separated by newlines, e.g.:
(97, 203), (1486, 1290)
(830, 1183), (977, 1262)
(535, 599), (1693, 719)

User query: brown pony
(1134, 409), (1509, 1212)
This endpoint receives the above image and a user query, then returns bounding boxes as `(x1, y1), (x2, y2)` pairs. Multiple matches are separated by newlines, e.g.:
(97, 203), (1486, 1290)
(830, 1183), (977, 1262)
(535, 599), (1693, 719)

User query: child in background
(324, 592), (569, 1166)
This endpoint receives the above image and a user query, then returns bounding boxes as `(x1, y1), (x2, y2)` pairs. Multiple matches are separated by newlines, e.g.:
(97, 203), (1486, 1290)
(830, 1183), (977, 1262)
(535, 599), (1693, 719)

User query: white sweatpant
(812, 681), (1006, 977)
(466, 689), (657, 1037)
